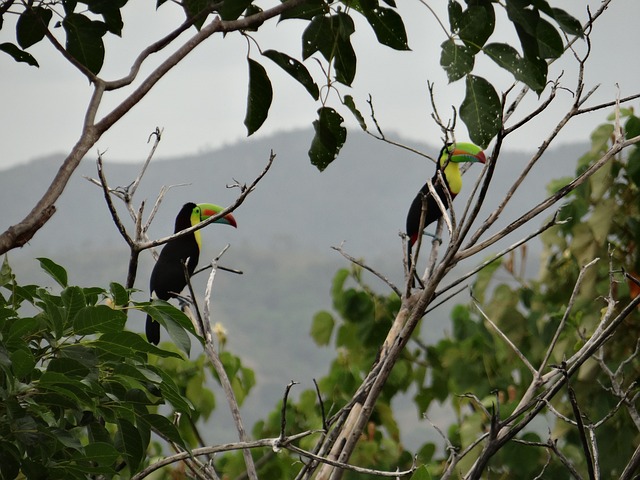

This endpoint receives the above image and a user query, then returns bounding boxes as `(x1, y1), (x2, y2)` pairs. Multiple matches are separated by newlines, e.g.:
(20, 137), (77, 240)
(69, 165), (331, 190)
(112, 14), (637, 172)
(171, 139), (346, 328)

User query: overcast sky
(2, 0), (638, 170)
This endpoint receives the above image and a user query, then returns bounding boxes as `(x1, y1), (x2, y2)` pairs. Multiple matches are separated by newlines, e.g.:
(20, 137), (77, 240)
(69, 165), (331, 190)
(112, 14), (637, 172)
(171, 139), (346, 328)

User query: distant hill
(0, 129), (586, 445)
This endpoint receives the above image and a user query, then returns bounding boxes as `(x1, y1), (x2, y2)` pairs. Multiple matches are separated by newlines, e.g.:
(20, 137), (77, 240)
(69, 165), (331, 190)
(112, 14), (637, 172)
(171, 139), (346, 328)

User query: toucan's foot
(422, 231), (442, 243)
(173, 293), (193, 309)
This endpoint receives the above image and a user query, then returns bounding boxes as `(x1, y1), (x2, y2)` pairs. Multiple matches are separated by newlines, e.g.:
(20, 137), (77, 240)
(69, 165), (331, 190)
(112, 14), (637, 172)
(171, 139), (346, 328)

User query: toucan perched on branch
(146, 202), (237, 345)
(406, 142), (486, 263)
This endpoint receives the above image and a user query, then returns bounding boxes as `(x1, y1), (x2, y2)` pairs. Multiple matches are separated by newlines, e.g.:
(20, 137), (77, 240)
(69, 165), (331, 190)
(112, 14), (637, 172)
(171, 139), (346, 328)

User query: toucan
(146, 202), (237, 345)
(406, 142), (486, 269)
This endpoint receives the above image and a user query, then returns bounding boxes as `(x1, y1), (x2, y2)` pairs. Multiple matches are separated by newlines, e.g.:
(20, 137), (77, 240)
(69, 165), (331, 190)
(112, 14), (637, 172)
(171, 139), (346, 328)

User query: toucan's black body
(405, 166), (451, 251)
(404, 143), (486, 287)
(146, 203), (200, 345)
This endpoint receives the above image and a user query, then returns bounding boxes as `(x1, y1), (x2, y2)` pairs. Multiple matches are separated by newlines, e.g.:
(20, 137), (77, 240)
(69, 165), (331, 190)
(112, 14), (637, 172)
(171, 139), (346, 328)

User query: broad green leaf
(625, 115), (640, 139)
(310, 310), (334, 346)
(302, 15), (334, 61)
(92, 332), (183, 359)
(627, 147), (640, 188)
(87, 0), (127, 36)
(448, 0), (463, 32)
(333, 35), (357, 85)
(343, 95), (367, 131)
(263, 49), (319, 100)
(535, 18), (563, 59)
(244, 58), (273, 136)
(460, 75), (501, 148)
(309, 107), (347, 171)
(74, 305), (127, 335)
(331, 268), (350, 307)
(46, 357), (90, 378)
(483, 42), (545, 93)
(440, 38), (474, 83)
(1, 43), (39, 66)
(109, 282), (129, 306)
(62, 13), (108, 75)
(76, 442), (120, 466)
(279, 0), (327, 21)
(506, 0), (539, 37)
(219, 0), (253, 20)
(62, 285), (86, 323)
(37, 257), (68, 288)
(410, 464), (432, 480)
(550, 8), (583, 37)
(115, 418), (145, 472)
(10, 348), (36, 378)
(16, 7), (52, 49)
(153, 367), (194, 414)
(142, 301), (196, 354)
(182, 0), (213, 30)
(361, 6), (410, 51)
(139, 413), (187, 449)
(458, 5), (495, 53)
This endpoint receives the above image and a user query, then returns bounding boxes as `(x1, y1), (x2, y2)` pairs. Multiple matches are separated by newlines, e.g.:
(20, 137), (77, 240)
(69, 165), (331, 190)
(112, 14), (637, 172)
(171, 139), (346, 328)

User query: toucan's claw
(422, 231), (442, 243)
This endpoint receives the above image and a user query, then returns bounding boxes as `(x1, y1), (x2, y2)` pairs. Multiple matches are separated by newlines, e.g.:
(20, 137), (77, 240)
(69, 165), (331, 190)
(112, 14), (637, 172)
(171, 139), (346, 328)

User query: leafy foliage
(0, 257), (255, 478)
(0, 0), (583, 167)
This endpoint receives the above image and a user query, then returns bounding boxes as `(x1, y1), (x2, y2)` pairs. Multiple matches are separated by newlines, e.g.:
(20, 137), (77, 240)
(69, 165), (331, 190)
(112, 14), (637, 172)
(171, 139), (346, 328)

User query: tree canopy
(2, 0), (640, 479)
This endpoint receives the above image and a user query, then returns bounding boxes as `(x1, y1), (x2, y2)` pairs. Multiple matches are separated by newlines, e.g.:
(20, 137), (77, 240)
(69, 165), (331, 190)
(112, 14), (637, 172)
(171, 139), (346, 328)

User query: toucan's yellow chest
(190, 211), (202, 250)
(443, 162), (463, 195)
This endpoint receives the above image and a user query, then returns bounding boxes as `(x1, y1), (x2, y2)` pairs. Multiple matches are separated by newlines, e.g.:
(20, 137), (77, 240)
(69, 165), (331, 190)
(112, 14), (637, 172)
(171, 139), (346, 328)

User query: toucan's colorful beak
(450, 142), (486, 164)
(197, 203), (237, 228)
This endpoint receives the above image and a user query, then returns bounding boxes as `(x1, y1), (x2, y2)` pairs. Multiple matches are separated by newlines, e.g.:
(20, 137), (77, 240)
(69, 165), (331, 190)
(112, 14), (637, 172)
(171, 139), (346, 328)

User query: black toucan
(406, 142), (486, 266)
(146, 202), (237, 345)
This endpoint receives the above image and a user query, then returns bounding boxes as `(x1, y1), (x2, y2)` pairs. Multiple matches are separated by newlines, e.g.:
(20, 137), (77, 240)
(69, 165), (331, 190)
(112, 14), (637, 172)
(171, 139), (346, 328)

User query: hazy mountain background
(0, 128), (584, 447)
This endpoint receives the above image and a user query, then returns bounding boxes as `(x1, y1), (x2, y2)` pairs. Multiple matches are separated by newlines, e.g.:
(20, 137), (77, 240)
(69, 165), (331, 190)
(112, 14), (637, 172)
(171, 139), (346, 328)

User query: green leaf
(139, 413), (187, 449)
(343, 95), (367, 131)
(627, 147), (640, 188)
(16, 7), (53, 49)
(0, 43), (38, 67)
(440, 39), (474, 83)
(109, 282), (129, 306)
(87, 0), (127, 36)
(535, 18), (563, 59)
(62, 285), (86, 323)
(73, 305), (127, 335)
(182, 0), (213, 30)
(457, 5), (495, 54)
(115, 418), (145, 472)
(483, 42), (545, 93)
(410, 465), (432, 480)
(142, 301), (195, 354)
(310, 310), (335, 346)
(219, 0), (253, 21)
(361, 6), (410, 51)
(309, 107), (347, 171)
(302, 15), (333, 61)
(333, 34), (357, 85)
(263, 49), (319, 100)
(62, 13), (107, 74)
(280, 0), (327, 21)
(10, 348), (36, 378)
(550, 8), (583, 37)
(244, 58), (273, 136)
(92, 332), (183, 359)
(76, 442), (120, 466)
(448, 0), (463, 32)
(37, 257), (68, 288)
(460, 75), (501, 148)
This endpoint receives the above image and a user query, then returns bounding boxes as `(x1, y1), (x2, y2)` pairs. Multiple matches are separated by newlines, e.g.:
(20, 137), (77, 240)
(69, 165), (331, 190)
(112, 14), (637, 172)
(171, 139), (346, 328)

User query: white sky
(1, 0), (638, 170)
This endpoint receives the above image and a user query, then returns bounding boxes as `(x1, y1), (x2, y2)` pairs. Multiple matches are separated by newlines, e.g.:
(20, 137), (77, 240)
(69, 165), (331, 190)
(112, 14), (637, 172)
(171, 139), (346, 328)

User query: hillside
(0, 129), (584, 444)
